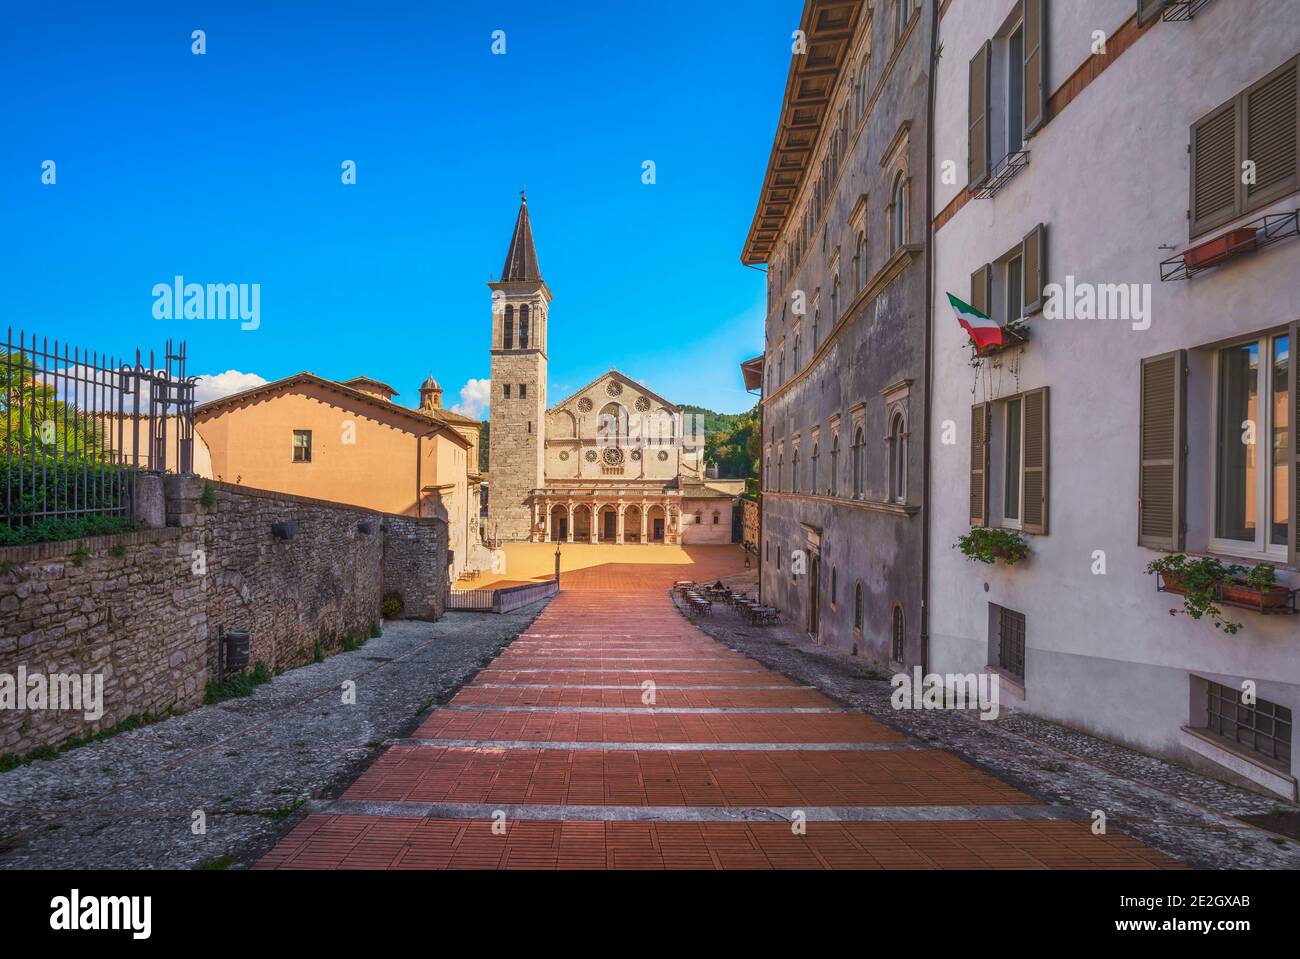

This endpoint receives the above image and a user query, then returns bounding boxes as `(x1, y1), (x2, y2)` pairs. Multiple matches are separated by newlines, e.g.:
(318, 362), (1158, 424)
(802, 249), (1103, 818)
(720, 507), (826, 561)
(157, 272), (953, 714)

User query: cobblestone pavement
(260, 555), (1183, 869)
(678, 571), (1300, 870)
(0, 604), (546, 869)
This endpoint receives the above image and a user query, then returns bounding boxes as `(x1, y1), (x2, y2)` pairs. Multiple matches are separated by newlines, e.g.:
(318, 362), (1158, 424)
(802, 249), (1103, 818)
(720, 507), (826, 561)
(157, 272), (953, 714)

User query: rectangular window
(519, 384), (527, 399)
(1003, 397), (1023, 523)
(996, 606), (1026, 679)
(1007, 25), (1024, 153)
(1190, 55), (1298, 237)
(292, 430), (312, 463)
(1214, 335), (1288, 555)
(503, 384), (511, 399)
(1203, 679), (1292, 770)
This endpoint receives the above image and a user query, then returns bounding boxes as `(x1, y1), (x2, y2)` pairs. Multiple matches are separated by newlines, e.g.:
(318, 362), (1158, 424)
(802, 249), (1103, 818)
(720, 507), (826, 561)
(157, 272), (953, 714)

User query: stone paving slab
(260, 815), (1182, 870)
(413, 709), (910, 743)
(339, 745), (1034, 807)
(450, 686), (834, 708)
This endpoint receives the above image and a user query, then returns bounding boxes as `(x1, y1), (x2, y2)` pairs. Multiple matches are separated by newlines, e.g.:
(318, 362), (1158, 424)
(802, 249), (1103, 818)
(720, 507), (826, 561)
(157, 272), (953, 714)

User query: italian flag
(948, 292), (1003, 351)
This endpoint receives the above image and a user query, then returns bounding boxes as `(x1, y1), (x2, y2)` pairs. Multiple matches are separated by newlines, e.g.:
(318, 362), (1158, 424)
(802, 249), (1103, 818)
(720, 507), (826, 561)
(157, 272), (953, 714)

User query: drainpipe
(920, 0), (939, 676)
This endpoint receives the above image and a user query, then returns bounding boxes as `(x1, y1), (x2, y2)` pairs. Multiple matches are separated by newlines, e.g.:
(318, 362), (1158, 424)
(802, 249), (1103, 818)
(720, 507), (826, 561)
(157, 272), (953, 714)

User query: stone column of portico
(541, 500), (549, 543)
(616, 503), (625, 544)
(591, 503), (600, 544)
(567, 503), (575, 543)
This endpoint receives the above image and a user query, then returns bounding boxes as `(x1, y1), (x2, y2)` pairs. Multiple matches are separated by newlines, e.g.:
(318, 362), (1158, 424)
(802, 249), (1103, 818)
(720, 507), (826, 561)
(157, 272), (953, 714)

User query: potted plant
(1144, 554), (1242, 633)
(379, 592), (404, 619)
(1222, 563), (1291, 610)
(955, 528), (1030, 566)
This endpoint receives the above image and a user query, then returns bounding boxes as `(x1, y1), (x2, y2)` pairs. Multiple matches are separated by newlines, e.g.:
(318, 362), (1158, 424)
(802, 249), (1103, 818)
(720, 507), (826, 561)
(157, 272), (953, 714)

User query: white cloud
(194, 370), (268, 403)
(451, 378), (491, 419)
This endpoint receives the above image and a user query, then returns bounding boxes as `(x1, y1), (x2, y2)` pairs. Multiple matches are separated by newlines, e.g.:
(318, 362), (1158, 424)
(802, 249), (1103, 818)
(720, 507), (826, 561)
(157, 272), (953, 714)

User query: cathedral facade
(486, 197), (734, 546)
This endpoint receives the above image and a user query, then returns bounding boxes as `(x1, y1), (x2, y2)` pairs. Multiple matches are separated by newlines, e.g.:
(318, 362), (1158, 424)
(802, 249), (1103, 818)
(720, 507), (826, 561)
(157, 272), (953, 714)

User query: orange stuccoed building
(192, 372), (482, 581)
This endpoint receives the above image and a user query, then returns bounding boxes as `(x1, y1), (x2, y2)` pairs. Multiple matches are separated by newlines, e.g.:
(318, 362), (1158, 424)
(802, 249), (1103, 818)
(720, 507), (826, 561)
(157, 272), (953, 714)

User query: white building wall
(930, 0), (1300, 793)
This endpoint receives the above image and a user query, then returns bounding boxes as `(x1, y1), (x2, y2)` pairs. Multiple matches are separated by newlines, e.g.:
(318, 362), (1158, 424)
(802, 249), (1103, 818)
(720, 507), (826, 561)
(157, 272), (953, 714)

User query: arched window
(599, 402), (626, 448)
(889, 413), (907, 502)
(854, 233), (866, 294)
(831, 275), (841, 321)
(778, 453), (784, 492)
(504, 305), (515, 349)
(764, 456), (771, 491)
(777, 547), (782, 571)
(891, 173), (907, 252)
(519, 304), (530, 349)
(855, 58), (868, 117)
(854, 583), (863, 630)
(810, 443), (818, 493)
(779, 347), (785, 384)
(793, 333), (800, 371)
(792, 448), (800, 493)
(831, 566), (838, 605)
(812, 308), (820, 349)
(892, 604), (905, 662)
(852, 427), (865, 499)
(830, 434), (839, 496)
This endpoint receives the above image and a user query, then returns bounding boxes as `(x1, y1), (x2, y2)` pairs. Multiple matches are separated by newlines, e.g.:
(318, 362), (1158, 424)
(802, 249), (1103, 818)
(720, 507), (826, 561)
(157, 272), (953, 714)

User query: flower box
(1182, 227), (1258, 271)
(1158, 572), (1187, 595)
(1222, 581), (1291, 611)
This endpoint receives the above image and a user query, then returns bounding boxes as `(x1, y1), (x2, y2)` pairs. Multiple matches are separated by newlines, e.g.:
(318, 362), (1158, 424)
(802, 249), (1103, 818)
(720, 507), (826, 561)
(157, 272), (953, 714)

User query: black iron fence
(2, 328), (196, 537)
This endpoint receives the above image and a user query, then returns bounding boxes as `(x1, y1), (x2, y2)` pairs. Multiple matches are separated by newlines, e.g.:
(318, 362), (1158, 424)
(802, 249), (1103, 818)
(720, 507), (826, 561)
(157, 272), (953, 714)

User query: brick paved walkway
(260, 556), (1180, 869)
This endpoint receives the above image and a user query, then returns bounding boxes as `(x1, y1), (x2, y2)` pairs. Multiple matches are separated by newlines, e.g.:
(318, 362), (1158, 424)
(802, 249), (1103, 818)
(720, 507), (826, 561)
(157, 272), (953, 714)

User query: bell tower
(487, 193), (550, 541)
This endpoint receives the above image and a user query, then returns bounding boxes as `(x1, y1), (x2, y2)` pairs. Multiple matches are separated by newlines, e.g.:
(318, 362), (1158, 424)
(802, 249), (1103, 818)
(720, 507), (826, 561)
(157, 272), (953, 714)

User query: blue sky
(1, 1), (791, 416)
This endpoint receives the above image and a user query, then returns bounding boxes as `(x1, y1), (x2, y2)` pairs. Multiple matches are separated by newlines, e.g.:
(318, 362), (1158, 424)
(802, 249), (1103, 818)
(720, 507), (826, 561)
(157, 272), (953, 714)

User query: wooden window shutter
(1021, 387), (1049, 535)
(1138, 351), (1186, 550)
(1242, 55), (1298, 215)
(970, 403), (990, 527)
(1190, 98), (1240, 237)
(970, 263), (992, 317)
(1137, 0), (1166, 25)
(968, 41), (992, 188)
(1022, 223), (1046, 315)
(1023, 0), (1048, 137)
(1291, 322), (1300, 567)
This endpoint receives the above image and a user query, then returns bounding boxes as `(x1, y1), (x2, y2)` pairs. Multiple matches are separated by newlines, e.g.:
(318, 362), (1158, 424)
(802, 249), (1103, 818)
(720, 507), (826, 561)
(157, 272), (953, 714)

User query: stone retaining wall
(0, 478), (447, 758)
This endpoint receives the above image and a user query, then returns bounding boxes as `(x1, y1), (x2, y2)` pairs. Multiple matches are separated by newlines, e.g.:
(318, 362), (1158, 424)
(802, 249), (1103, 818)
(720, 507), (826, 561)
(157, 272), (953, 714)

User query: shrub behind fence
(1, 329), (195, 540)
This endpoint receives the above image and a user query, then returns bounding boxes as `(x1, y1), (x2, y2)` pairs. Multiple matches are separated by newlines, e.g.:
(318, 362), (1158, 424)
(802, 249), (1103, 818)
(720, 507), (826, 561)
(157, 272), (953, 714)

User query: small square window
(292, 430), (312, 463)
(992, 605), (1025, 679)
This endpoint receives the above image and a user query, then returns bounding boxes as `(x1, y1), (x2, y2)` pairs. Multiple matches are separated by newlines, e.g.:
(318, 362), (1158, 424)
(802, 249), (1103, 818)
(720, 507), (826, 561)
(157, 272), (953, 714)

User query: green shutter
(1022, 223), (1046, 315)
(970, 403), (990, 527)
(969, 41), (992, 188)
(1190, 98), (1240, 237)
(1139, 352), (1186, 550)
(1023, 0), (1048, 137)
(1243, 55), (1298, 215)
(971, 263), (993, 318)
(1021, 387), (1049, 535)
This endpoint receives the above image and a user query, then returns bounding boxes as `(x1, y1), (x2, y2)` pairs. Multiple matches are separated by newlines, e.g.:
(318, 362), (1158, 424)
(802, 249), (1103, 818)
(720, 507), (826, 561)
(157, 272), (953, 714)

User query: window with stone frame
(292, 429), (312, 463)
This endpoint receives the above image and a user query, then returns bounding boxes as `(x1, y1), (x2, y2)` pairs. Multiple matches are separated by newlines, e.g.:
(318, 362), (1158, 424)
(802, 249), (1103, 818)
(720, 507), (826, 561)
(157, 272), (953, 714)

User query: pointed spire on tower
(500, 192), (542, 282)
